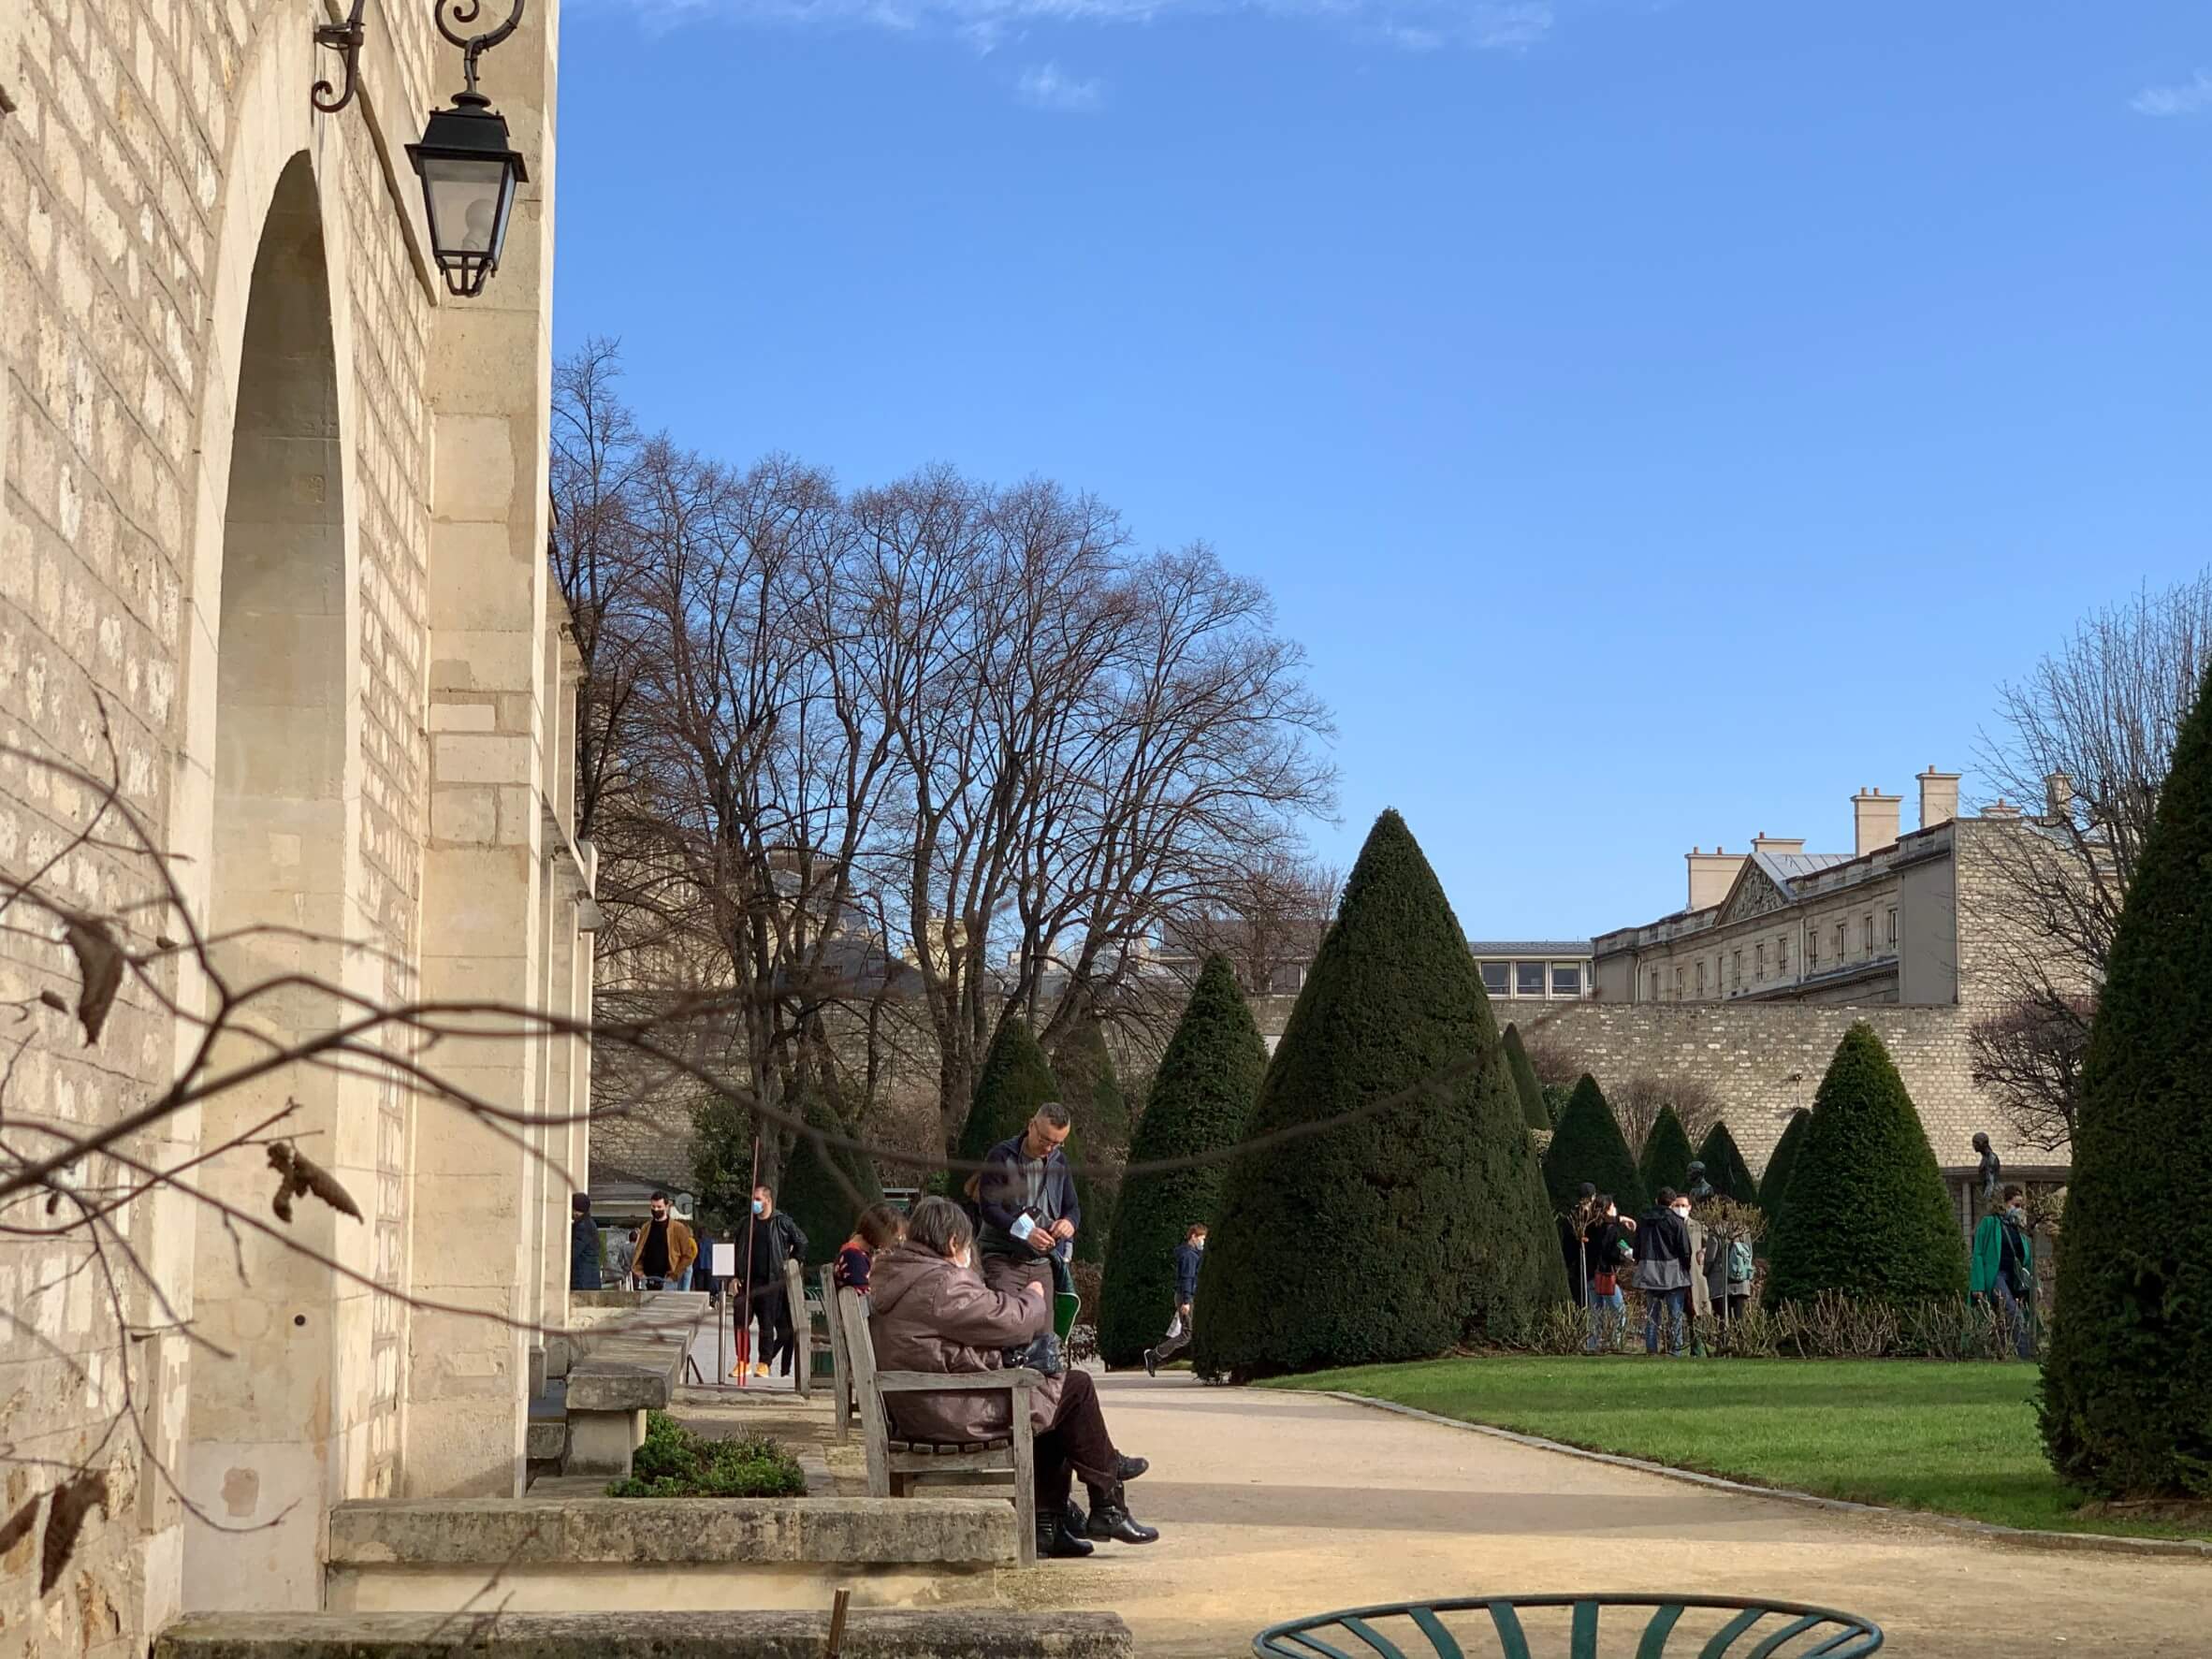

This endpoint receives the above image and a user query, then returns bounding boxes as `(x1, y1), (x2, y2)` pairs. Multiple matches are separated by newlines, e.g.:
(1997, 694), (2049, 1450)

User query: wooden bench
(821, 1264), (855, 1439)
(836, 1284), (1041, 1566)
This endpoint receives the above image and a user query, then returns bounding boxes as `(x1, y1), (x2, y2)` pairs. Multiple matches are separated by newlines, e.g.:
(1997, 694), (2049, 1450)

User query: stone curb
(1321, 1391), (2212, 1564)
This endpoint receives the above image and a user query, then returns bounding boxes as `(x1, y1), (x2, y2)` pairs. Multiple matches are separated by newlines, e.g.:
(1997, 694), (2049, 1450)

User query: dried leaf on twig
(40, 1470), (107, 1595)
(38, 990), (67, 1015)
(0, 1495), (36, 1558)
(63, 918), (125, 1046)
(267, 1142), (363, 1225)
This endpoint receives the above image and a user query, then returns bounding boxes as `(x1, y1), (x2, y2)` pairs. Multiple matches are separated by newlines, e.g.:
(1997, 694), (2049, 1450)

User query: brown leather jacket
(867, 1243), (1060, 1444)
(628, 1215), (698, 1282)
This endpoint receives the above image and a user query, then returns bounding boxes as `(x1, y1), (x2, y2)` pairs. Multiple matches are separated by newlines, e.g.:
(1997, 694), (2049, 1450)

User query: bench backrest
(836, 1285), (893, 1492)
(820, 1264), (853, 1434)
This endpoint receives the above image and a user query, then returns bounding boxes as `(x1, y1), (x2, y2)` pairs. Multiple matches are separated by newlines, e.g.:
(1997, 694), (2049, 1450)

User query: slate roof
(1466, 940), (1594, 957)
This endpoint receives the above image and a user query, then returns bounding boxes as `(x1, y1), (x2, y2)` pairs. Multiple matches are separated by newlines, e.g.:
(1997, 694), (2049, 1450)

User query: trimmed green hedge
(1637, 1104), (1696, 1201)
(1696, 1120), (1761, 1207)
(1542, 1074), (1646, 1219)
(1050, 1014), (1128, 1265)
(1098, 956), (1267, 1368)
(955, 1018), (1062, 1170)
(1760, 1108), (1812, 1216)
(1763, 1024), (1966, 1308)
(2043, 664), (2212, 1500)
(1195, 811), (1565, 1379)
(1502, 1024), (1550, 1131)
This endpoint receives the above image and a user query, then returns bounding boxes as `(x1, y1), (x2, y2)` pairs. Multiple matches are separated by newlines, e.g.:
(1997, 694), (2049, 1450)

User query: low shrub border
(1537, 1289), (2036, 1361)
(608, 1411), (808, 1499)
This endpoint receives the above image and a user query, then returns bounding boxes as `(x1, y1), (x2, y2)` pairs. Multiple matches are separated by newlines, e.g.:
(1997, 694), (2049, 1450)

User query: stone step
(156, 1610), (1133, 1657)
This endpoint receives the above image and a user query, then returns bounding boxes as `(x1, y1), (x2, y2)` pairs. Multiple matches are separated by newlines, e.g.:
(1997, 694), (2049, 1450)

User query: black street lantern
(408, 0), (531, 298)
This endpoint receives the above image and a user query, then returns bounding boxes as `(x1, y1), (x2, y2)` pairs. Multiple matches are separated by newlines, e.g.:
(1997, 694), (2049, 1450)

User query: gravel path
(1005, 1373), (2211, 1657)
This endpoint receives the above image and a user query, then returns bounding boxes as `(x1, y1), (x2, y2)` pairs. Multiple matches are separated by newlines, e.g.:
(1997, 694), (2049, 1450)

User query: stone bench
(325, 1496), (1020, 1613)
(155, 1610), (1134, 1657)
(559, 1290), (707, 1478)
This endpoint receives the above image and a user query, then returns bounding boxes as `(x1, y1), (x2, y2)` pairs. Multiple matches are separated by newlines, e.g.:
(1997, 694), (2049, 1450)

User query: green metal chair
(1255, 1595), (1883, 1658)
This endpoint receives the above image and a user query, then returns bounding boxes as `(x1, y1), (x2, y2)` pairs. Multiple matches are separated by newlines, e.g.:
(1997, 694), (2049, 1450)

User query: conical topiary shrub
(778, 1092), (885, 1266)
(1696, 1121), (1761, 1207)
(1050, 1013), (1130, 1265)
(1194, 811), (1566, 1378)
(1763, 1024), (1966, 1307)
(1098, 956), (1268, 1369)
(2042, 667), (2212, 1500)
(1502, 1024), (1550, 1132)
(1637, 1105), (1696, 1201)
(1760, 1108), (1812, 1215)
(1542, 1075), (1646, 1219)
(955, 1019), (1063, 1211)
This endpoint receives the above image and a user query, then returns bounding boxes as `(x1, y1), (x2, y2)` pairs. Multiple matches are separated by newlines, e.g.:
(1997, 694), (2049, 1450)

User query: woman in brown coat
(870, 1197), (1157, 1559)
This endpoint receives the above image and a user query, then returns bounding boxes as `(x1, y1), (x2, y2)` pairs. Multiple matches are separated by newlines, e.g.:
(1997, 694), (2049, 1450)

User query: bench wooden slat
(877, 1369), (1041, 1394)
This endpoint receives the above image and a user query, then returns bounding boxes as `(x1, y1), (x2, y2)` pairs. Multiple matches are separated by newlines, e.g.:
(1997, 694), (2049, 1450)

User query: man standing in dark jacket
(1636, 1188), (1695, 1357)
(570, 1193), (602, 1293)
(976, 1102), (1081, 1300)
(733, 1184), (808, 1380)
(1143, 1224), (1207, 1375)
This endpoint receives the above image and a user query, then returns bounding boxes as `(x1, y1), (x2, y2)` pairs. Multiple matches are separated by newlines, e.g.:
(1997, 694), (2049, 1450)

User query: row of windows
(1650, 907), (1900, 1000)
(1478, 961), (1585, 998)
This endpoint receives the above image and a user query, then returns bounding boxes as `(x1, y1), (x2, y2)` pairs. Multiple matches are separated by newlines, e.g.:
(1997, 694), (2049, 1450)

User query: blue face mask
(751, 1199), (766, 1216)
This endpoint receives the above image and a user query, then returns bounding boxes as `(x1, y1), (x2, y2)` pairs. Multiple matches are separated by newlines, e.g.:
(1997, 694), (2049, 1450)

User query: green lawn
(1270, 1357), (2210, 1542)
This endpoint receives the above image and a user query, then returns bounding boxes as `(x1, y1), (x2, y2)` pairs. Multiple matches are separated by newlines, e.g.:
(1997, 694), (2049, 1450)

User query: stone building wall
(0, 4), (584, 1652)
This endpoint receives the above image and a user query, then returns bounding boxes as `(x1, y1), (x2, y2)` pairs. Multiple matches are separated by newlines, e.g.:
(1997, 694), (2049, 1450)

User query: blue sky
(551, 0), (2211, 939)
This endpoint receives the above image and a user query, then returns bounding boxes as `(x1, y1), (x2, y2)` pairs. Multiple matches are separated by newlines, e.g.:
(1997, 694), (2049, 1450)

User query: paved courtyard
(1005, 1374), (2211, 1658)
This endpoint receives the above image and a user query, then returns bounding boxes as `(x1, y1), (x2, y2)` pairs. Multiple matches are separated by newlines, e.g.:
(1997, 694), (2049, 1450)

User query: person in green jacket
(1970, 1185), (2035, 1359)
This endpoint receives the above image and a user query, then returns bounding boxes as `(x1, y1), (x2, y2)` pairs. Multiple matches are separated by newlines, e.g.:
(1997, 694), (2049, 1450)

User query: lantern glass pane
(418, 153), (510, 257)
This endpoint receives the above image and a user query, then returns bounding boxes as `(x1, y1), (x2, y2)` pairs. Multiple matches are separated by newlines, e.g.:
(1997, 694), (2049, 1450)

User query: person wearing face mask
(871, 1197), (1157, 1560)
(732, 1184), (808, 1380)
(629, 1192), (698, 1292)
(1971, 1184), (2036, 1359)
(1142, 1223), (1208, 1376)
(1634, 1187), (1695, 1357)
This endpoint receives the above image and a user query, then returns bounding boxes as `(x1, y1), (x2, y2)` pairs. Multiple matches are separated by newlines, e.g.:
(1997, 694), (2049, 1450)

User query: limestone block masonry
(1, 4), (589, 1652)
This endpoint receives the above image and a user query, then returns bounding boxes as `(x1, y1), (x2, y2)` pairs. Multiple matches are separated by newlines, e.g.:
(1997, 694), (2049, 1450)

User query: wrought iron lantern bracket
(437, 0), (529, 98)
(312, 0), (370, 115)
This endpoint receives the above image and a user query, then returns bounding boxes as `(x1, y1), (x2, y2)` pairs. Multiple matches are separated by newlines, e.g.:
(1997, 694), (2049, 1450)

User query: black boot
(1113, 1454), (1149, 1483)
(1037, 1510), (1094, 1560)
(1084, 1485), (1160, 1545)
(1063, 1496), (1087, 1535)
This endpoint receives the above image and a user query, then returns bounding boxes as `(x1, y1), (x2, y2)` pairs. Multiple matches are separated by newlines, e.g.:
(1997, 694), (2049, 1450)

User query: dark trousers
(736, 1284), (794, 1374)
(1155, 1308), (1194, 1363)
(1035, 1368), (1120, 1512)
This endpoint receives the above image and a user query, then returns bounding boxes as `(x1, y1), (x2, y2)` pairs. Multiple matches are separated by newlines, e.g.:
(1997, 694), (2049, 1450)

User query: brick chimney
(1852, 787), (1901, 856)
(2045, 771), (2074, 822)
(1917, 766), (1960, 830)
(1686, 845), (1747, 910)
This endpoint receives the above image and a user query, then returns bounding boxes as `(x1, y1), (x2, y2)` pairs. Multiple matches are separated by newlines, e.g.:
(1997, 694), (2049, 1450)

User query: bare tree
(1161, 852), (1341, 997)
(1616, 1075), (1723, 1154)
(1970, 570), (2212, 1147)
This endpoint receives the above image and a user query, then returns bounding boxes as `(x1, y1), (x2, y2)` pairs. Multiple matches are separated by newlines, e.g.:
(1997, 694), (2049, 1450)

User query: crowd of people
(1564, 1170), (1755, 1357)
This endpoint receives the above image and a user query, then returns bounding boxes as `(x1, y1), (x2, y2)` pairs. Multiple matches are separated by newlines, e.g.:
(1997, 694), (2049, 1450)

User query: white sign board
(711, 1243), (736, 1277)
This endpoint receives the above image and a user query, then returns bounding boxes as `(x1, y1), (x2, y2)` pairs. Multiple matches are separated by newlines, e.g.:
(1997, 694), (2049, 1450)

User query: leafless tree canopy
(1616, 1074), (1723, 1154)
(1520, 1029), (1584, 1089)
(1159, 853), (1342, 997)
(549, 342), (1339, 1163)
(1969, 569), (2212, 1147)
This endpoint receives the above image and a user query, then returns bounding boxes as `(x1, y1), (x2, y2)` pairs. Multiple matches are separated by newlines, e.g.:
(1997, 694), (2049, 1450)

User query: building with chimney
(1593, 768), (1970, 1006)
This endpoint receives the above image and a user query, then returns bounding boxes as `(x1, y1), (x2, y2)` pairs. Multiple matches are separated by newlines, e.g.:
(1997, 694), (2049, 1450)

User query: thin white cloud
(2132, 68), (2212, 117)
(1019, 60), (1107, 109)
(593, 0), (1555, 53)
